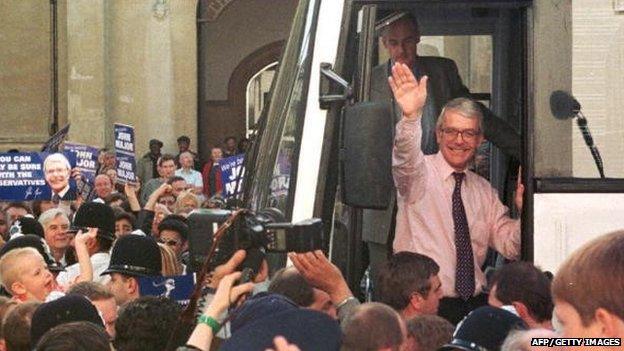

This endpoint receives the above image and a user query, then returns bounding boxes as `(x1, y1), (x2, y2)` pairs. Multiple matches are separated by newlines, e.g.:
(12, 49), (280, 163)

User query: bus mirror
(319, 62), (352, 109)
(341, 101), (393, 209)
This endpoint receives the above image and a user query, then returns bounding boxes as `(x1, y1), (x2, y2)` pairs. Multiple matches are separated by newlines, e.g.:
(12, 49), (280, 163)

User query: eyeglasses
(159, 239), (178, 246)
(158, 199), (175, 206)
(440, 127), (481, 141)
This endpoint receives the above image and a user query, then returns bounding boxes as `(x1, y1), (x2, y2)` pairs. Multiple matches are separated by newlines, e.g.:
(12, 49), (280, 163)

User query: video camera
(187, 207), (324, 272)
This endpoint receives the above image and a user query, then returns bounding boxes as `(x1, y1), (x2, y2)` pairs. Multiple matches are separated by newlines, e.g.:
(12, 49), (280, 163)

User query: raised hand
(387, 63), (428, 120)
(289, 250), (352, 304)
(206, 250), (268, 289)
(74, 227), (98, 247)
(204, 271), (254, 317)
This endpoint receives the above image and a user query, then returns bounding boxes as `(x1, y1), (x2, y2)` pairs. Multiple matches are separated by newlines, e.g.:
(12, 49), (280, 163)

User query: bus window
(246, 62), (279, 138)
(245, 0), (319, 219)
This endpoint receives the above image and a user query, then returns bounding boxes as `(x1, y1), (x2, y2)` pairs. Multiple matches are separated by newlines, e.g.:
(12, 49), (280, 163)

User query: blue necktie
(452, 172), (475, 300)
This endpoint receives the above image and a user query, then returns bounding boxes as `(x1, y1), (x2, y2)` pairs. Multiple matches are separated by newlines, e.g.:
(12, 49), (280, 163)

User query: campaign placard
(0, 152), (77, 201)
(219, 154), (245, 198)
(139, 274), (195, 306)
(63, 142), (99, 183)
(41, 124), (70, 153)
(270, 148), (292, 198)
(114, 123), (137, 184)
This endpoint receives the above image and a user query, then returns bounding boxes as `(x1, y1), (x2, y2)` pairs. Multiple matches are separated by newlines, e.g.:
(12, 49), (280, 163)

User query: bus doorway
(328, 1), (529, 297)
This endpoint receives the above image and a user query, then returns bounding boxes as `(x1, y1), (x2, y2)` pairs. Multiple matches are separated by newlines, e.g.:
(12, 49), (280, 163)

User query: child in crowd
(0, 248), (55, 302)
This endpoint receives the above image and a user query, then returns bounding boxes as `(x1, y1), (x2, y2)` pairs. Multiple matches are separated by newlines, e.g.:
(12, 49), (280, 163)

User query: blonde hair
(174, 190), (200, 215)
(158, 243), (182, 276)
(0, 247), (42, 294)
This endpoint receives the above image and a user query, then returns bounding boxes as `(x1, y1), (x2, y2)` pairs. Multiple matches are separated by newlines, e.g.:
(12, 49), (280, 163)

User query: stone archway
(198, 40), (284, 161)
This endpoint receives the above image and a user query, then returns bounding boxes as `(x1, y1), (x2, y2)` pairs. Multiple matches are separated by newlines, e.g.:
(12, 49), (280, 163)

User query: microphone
(550, 90), (581, 120)
(576, 115), (594, 150)
(549, 91), (605, 178)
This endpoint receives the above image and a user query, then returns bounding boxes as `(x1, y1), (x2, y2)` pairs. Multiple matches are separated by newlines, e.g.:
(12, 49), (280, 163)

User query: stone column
(66, 0), (109, 147)
(532, 0), (573, 177)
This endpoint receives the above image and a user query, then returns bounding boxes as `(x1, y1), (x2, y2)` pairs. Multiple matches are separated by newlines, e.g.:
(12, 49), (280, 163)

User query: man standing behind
(175, 135), (201, 170)
(140, 154), (177, 205)
(93, 174), (114, 202)
(223, 136), (238, 157)
(202, 147), (223, 198)
(389, 63), (523, 324)
(175, 151), (203, 196)
(137, 139), (163, 185)
(38, 208), (71, 265)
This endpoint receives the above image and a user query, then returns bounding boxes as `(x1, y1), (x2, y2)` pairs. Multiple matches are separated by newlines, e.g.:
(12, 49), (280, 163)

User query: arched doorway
(246, 61), (278, 137)
(198, 40), (284, 162)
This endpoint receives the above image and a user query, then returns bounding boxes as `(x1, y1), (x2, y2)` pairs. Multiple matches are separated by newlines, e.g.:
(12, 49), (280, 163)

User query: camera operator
(177, 249), (267, 350)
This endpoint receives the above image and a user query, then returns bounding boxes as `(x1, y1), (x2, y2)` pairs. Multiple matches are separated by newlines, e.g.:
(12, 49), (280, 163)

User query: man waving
(390, 63), (523, 324)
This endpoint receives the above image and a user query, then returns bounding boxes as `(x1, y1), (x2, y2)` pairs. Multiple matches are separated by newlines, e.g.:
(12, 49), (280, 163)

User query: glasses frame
(439, 127), (482, 141)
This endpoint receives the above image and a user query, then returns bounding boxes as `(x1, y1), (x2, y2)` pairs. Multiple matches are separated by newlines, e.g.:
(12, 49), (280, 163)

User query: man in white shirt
(175, 151), (203, 197)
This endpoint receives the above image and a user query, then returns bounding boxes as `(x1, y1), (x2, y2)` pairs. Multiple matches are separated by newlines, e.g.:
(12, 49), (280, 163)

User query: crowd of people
(0, 189), (621, 351)
(0, 134), (256, 350)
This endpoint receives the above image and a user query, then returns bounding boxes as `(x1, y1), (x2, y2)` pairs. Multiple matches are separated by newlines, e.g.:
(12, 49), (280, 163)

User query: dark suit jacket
(58, 187), (77, 201)
(362, 57), (520, 244)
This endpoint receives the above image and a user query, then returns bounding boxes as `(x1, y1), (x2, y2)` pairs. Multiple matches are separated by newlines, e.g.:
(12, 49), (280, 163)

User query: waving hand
(388, 63), (428, 120)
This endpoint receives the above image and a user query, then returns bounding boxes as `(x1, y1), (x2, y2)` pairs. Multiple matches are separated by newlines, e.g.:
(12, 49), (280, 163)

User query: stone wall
(1, 0), (198, 156)
(0, 0), (52, 151)
(572, 0), (624, 177)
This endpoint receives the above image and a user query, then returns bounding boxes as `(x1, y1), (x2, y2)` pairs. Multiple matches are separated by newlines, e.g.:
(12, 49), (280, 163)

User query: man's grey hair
(43, 153), (71, 171)
(378, 11), (420, 38)
(38, 208), (69, 228)
(179, 151), (194, 161)
(436, 97), (484, 131)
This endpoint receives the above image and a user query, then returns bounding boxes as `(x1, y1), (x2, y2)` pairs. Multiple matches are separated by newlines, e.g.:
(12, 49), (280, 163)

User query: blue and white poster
(114, 123), (137, 184)
(0, 152), (77, 201)
(139, 275), (195, 306)
(63, 142), (99, 183)
(219, 154), (245, 198)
